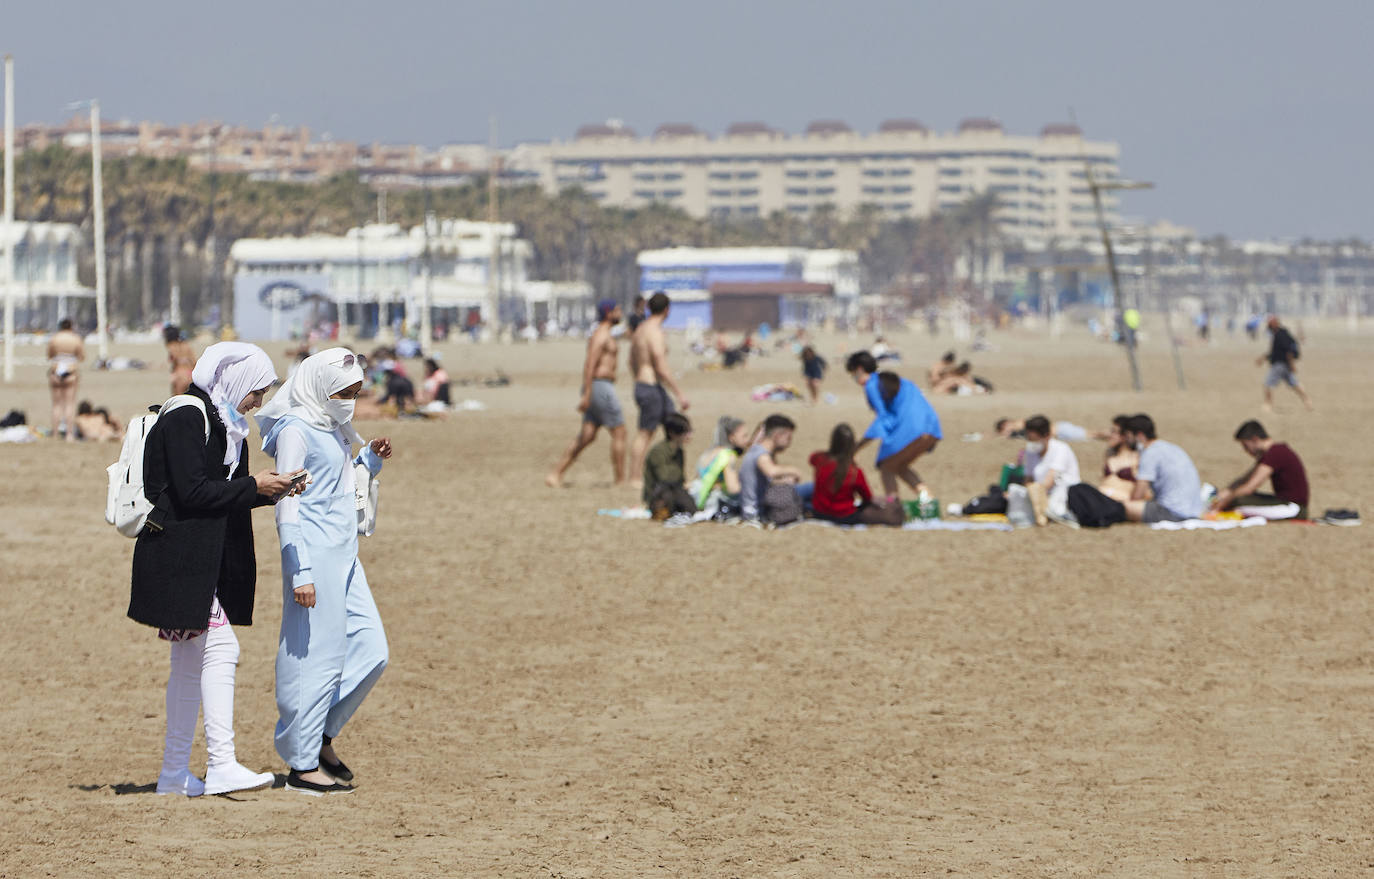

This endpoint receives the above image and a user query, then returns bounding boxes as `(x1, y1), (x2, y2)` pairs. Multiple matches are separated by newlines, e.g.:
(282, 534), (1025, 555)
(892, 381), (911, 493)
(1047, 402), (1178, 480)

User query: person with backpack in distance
(128, 342), (303, 797)
(1257, 314), (1312, 411)
(257, 348), (393, 796)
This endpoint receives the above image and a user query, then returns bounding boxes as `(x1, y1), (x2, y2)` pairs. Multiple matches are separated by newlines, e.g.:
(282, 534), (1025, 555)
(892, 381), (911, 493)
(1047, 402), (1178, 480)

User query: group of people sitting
(638, 350), (946, 527)
(927, 350), (994, 395)
(975, 413), (1310, 528)
(639, 412), (906, 527)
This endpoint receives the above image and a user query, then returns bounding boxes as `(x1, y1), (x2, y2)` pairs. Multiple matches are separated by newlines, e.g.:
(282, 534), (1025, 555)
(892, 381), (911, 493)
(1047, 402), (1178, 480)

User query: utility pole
(3, 55), (15, 382)
(1086, 161), (1151, 392)
(420, 180), (433, 351)
(90, 100), (109, 358)
(486, 116), (500, 336)
(206, 127), (221, 334)
(1148, 226), (1186, 390)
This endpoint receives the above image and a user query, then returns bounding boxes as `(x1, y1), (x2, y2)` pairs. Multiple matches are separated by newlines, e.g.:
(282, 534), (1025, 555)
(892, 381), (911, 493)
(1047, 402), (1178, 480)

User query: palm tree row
(5, 145), (1004, 328)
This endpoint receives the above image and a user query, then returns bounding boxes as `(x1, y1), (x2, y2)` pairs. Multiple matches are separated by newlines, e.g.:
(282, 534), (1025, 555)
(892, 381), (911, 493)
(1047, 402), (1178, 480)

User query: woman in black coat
(130, 342), (301, 797)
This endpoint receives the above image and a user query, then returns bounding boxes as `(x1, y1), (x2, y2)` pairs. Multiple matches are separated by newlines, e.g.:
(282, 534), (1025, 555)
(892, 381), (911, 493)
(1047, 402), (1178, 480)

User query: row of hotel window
(560, 167), (1106, 187)
(553, 152), (1115, 166)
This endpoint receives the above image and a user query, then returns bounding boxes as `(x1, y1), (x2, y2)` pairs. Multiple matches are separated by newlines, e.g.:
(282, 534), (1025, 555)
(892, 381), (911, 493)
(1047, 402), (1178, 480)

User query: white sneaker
(204, 762), (275, 795)
(156, 770), (206, 797)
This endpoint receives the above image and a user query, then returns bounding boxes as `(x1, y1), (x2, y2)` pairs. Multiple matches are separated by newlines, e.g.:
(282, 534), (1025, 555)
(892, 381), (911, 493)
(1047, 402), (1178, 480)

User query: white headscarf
(190, 341), (278, 469)
(256, 347), (366, 447)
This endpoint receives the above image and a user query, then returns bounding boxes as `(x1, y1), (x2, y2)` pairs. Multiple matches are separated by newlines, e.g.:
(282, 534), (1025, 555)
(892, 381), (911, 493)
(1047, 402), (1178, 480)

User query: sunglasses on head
(330, 353), (356, 368)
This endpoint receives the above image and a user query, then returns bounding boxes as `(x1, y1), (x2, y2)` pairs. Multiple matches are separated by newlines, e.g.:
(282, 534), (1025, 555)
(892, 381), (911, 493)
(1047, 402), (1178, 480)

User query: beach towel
(1149, 517), (1268, 531)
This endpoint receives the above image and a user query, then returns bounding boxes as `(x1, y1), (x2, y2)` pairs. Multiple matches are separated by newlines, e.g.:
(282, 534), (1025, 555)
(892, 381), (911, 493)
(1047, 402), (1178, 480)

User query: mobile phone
(290, 471), (309, 485)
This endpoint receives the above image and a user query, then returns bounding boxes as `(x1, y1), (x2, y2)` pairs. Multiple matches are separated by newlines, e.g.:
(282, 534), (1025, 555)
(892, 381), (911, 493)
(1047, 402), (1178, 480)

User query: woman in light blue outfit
(257, 348), (394, 796)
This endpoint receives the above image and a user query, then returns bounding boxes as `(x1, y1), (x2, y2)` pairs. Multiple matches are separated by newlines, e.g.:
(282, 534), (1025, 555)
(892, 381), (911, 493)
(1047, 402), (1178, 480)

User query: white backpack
(105, 395), (209, 538)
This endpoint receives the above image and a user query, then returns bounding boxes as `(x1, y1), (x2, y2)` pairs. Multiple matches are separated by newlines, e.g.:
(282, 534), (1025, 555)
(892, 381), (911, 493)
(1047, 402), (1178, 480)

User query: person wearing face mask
(257, 348), (393, 796)
(129, 341), (303, 797)
(1021, 414), (1082, 526)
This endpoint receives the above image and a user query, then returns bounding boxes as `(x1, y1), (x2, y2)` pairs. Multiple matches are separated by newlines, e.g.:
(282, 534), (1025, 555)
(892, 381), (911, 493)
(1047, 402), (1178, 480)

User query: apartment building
(514, 118), (1122, 240)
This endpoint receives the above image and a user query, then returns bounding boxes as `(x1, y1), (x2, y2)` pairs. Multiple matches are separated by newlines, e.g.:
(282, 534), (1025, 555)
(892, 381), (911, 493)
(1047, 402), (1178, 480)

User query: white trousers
(160, 624), (241, 779)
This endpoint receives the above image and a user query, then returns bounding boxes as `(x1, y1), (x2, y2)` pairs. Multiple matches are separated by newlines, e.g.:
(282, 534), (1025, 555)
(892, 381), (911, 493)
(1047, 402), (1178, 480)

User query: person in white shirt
(1022, 414), (1081, 524)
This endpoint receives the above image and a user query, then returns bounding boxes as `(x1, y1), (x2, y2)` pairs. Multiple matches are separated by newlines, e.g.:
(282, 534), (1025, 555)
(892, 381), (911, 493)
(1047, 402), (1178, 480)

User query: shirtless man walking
(164, 325), (196, 395)
(546, 300), (629, 487)
(629, 291), (690, 487)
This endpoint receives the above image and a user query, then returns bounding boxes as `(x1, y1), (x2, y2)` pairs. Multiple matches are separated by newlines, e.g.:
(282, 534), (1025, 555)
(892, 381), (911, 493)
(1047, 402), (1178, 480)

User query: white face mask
(1134, 440), (1145, 452)
(325, 398), (356, 425)
(1026, 440), (1046, 455)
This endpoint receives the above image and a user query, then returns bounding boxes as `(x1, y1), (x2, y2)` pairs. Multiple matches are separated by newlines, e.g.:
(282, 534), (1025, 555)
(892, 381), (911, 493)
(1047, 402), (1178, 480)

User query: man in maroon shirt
(1209, 420), (1310, 517)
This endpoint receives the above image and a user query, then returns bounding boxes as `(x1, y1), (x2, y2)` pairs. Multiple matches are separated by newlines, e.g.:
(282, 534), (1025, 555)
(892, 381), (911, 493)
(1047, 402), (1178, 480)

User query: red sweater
(809, 452), (872, 517)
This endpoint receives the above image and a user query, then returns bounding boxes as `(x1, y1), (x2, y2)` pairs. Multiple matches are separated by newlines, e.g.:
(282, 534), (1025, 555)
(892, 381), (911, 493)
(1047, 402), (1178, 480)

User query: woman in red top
(809, 424), (904, 526)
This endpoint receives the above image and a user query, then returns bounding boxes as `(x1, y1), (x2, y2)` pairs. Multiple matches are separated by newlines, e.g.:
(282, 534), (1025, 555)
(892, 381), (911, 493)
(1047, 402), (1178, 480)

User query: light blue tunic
(264, 415), (387, 772)
(862, 374), (942, 462)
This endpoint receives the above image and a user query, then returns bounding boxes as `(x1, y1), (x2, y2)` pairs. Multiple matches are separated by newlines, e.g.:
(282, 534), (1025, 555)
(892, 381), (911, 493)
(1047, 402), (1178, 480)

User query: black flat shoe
(320, 735), (354, 782)
(285, 768), (354, 797)
(320, 754), (353, 782)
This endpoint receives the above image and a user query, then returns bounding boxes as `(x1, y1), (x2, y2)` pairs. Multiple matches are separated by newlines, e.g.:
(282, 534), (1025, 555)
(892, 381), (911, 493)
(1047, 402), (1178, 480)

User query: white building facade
(514, 119), (1121, 240)
(229, 220), (554, 340)
(1, 222), (95, 328)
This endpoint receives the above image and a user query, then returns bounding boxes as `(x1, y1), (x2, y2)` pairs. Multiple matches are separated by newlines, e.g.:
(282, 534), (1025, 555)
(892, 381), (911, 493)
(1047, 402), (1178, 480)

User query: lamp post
(3, 55), (15, 382)
(1086, 163), (1152, 391)
(67, 98), (109, 359)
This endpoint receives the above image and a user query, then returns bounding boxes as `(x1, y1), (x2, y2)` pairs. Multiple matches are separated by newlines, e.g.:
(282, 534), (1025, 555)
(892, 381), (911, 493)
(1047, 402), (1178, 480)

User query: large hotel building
(514, 118), (1122, 240)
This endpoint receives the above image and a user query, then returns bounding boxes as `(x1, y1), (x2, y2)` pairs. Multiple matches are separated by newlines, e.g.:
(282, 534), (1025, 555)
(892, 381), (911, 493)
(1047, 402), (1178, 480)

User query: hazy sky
(8, 0), (1372, 239)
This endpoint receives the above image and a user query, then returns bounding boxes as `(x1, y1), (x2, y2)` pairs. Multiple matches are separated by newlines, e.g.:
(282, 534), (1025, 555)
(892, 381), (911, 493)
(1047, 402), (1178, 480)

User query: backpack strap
(158, 395), (210, 443)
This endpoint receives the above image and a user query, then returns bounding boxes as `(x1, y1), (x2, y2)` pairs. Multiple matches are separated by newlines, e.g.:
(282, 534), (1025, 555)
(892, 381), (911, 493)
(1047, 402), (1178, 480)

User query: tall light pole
(420, 178), (433, 351)
(1086, 162), (1152, 391)
(65, 98), (110, 359)
(3, 55), (15, 382)
(486, 116), (500, 337)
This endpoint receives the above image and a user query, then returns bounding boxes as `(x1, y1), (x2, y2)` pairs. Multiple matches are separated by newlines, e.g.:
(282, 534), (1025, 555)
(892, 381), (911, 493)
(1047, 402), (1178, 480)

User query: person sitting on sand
(1096, 415), (1139, 502)
(739, 414), (805, 522)
(928, 351), (956, 387)
(643, 412), (696, 519)
(75, 401), (123, 441)
(420, 358), (451, 412)
(1208, 420), (1310, 518)
(1121, 414), (1203, 523)
(931, 361), (992, 395)
(694, 416), (752, 509)
(1020, 415), (1081, 525)
(808, 423), (903, 526)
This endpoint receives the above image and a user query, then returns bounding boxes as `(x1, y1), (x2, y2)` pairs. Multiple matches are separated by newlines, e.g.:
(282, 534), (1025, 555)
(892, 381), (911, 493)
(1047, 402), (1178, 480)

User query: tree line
(6, 145), (1002, 328)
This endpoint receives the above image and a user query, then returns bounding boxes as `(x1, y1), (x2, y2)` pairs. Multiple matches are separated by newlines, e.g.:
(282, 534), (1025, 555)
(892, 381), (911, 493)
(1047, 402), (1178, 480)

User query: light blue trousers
(275, 553), (388, 771)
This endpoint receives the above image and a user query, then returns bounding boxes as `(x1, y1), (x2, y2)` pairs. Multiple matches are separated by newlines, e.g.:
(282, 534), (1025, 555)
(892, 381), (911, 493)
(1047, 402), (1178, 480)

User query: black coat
(128, 384), (273, 630)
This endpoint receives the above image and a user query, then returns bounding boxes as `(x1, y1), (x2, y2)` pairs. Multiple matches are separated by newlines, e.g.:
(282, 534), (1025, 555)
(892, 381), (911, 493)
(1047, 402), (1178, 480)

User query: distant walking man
(629, 292), (690, 487)
(1258, 315), (1312, 411)
(546, 300), (628, 486)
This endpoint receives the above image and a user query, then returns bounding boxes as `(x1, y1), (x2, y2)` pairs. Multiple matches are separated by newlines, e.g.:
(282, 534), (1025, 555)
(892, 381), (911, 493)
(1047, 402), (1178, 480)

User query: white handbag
(354, 461), (380, 536)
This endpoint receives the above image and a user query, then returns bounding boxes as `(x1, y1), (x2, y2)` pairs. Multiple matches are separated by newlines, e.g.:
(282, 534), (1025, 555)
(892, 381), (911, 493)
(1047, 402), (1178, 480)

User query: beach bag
(1066, 483), (1126, 529)
(355, 461), (380, 536)
(762, 482), (804, 526)
(105, 396), (208, 538)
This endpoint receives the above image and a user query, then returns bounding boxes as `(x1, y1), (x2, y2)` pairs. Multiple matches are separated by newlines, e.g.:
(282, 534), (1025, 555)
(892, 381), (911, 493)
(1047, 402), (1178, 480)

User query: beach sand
(1, 320), (1371, 877)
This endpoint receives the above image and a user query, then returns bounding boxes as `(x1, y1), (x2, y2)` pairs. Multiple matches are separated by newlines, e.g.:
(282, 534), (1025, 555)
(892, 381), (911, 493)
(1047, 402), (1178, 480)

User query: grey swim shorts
(633, 381), (676, 433)
(584, 379), (625, 429)
(1264, 362), (1299, 388)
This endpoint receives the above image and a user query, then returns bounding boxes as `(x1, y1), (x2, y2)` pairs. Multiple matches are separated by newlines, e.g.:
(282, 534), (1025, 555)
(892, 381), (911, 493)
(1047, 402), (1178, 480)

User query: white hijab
(190, 342), (278, 469)
(256, 347), (366, 447)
